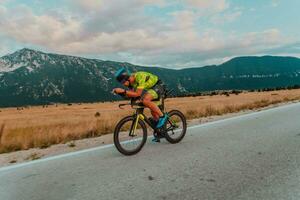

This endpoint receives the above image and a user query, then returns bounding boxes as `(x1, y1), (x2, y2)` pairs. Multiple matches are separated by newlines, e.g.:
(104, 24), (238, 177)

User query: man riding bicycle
(113, 68), (168, 134)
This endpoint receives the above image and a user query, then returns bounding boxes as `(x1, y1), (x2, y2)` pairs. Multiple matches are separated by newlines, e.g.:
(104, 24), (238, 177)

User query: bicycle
(113, 88), (187, 155)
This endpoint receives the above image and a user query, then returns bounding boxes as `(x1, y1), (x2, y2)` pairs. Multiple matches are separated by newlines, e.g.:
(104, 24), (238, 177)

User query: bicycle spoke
(164, 111), (186, 141)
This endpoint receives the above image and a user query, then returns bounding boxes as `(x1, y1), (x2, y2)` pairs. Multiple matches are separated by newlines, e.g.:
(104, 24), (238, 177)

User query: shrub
(232, 90), (242, 95)
(0, 124), (4, 144)
(94, 112), (101, 117)
(186, 109), (198, 119)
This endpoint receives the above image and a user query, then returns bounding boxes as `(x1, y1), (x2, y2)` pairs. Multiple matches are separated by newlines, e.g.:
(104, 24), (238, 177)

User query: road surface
(1, 102), (300, 200)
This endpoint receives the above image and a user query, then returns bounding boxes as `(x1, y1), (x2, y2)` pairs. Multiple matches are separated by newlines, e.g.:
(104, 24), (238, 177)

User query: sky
(0, 0), (300, 68)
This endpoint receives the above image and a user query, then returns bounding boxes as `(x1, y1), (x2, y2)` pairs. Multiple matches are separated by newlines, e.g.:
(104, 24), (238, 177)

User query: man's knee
(142, 97), (151, 105)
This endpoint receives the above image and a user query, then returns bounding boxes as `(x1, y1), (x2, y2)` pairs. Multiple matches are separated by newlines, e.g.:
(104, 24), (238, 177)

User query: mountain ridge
(1, 48), (300, 107)
(3, 48), (299, 71)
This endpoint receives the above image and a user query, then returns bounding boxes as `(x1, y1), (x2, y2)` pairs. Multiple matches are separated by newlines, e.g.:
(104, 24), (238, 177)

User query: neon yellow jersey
(132, 71), (158, 90)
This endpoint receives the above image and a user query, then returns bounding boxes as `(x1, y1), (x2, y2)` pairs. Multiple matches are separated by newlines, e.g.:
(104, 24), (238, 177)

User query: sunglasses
(120, 78), (129, 84)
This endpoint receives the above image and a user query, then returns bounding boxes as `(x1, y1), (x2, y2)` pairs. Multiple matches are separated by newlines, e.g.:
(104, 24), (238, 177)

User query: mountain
(1, 48), (300, 107)
(176, 56), (300, 91)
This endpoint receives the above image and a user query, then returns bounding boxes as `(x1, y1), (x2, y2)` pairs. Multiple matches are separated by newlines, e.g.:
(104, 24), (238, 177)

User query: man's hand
(113, 88), (126, 94)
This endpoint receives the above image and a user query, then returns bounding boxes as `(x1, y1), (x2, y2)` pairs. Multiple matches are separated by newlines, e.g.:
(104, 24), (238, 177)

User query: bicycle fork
(129, 113), (144, 136)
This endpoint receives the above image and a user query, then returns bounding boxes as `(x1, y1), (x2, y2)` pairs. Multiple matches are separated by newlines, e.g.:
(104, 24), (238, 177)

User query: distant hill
(1, 48), (300, 107)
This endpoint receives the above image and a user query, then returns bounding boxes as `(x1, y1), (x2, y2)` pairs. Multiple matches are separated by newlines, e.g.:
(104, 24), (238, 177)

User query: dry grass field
(0, 89), (300, 153)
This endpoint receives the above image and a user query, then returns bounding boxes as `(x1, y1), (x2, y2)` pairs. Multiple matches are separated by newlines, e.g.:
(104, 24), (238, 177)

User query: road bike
(113, 88), (187, 155)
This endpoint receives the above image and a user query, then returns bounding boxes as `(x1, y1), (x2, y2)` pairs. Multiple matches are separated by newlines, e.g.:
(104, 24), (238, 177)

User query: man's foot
(156, 114), (169, 128)
(152, 136), (160, 143)
(152, 132), (165, 142)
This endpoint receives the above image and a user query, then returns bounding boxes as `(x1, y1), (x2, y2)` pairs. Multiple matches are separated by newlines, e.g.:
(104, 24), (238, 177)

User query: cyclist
(113, 68), (168, 140)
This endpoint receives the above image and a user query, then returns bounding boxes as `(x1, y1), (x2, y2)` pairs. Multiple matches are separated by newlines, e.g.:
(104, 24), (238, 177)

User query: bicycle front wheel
(164, 110), (187, 144)
(114, 116), (147, 156)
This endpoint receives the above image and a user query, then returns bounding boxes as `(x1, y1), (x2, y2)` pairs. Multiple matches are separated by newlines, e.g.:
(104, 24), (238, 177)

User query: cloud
(241, 29), (282, 48)
(0, 5), (81, 48)
(170, 10), (196, 30)
(211, 11), (242, 24)
(0, 0), (297, 68)
(58, 29), (172, 54)
(0, 2), (171, 54)
(70, 0), (165, 12)
(71, 0), (102, 12)
(0, 4), (7, 14)
(271, 0), (279, 7)
(131, 29), (287, 68)
(94, 28), (287, 68)
(264, 42), (300, 54)
(0, 44), (8, 56)
(185, 0), (229, 12)
(66, 0), (169, 37)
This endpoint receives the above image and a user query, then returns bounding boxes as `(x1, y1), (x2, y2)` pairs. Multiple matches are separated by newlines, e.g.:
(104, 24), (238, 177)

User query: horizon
(2, 47), (300, 70)
(0, 0), (300, 68)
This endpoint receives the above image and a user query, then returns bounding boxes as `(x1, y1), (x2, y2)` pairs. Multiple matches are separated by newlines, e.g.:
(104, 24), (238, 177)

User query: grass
(0, 89), (300, 153)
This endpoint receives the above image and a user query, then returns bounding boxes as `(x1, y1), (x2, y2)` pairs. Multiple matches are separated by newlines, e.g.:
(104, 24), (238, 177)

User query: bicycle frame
(129, 106), (159, 136)
(120, 88), (174, 136)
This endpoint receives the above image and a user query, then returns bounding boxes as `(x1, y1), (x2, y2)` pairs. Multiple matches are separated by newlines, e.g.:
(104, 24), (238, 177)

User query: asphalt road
(1, 103), (300, 200)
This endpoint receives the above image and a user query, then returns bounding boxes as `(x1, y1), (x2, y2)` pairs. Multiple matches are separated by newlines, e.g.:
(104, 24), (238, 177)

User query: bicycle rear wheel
(114, 116), (147, 155)
(164, 110), (187, 144)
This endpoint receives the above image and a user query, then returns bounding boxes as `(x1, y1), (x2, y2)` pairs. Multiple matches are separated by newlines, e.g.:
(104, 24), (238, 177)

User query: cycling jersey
(131, 71), (158, 90)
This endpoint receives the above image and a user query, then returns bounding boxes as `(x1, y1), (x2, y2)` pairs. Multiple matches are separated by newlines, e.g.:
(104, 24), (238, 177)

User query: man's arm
(125, 88), (143, 98)
(113, 88), (143, 98)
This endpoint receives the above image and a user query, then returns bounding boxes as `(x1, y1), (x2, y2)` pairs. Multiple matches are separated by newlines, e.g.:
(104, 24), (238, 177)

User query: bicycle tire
(164, 110), (187, 144)
(114, 116), (147, 155)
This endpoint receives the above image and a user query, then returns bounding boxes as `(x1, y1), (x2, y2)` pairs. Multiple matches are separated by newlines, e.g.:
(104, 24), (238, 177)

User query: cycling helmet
(115, 67), (131, 83)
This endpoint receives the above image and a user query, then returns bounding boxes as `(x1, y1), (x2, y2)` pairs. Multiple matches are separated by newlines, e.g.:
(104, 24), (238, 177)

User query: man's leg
(151, 111), (160, 120)
(142, 93), (164, 142)
(142, 89), (168, 129)
(142, 93), (163, 119)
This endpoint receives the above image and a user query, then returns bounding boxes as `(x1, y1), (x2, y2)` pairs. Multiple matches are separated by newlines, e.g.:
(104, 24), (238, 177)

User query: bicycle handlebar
(118, 103), (129, 109)
(118, 97), (142, 109)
